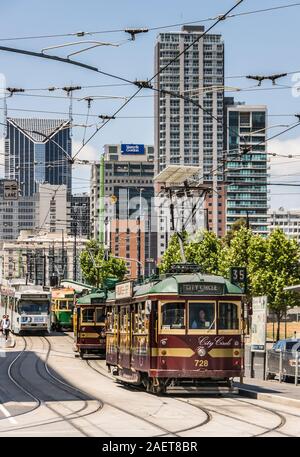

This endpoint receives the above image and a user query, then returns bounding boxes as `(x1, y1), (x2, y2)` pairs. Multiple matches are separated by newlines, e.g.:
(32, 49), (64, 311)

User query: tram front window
(162, 303), (185, 330)
(219, 302), (239, 329)
(95, 307), (105, 323)
(82, 308), (94, 323)
(18, 301), (49, 314)
(189, 302), (215, 330)
(59, 300), (68, 310)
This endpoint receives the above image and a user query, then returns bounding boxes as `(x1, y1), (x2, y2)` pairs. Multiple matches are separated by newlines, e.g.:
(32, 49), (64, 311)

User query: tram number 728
(194, 359), (208, 367)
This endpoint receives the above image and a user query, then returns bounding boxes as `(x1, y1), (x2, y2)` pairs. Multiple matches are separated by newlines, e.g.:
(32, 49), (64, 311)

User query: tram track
(87, 360), (289, 437)
(86, 359), (213, 437)
(0, 335), (105, 436)
(175, 395), (289, 437)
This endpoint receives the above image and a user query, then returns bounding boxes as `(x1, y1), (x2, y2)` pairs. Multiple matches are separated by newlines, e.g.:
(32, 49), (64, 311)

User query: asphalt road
(0, 333), (299, 437)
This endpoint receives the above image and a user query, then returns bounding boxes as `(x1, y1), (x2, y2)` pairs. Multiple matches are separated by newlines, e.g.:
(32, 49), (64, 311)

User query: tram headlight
(197, 347), (207, 357)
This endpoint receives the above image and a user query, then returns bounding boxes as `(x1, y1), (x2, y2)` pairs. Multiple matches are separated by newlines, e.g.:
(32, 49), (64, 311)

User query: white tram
(0, 282), (51, 334)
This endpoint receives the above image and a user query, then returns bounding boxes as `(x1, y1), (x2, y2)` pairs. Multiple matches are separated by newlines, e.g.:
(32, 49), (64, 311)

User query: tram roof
(134, 274), (243, 296)
(60, 280), (93, 293)
(77, 291), (106, 304)
(106, 273), (243, 301)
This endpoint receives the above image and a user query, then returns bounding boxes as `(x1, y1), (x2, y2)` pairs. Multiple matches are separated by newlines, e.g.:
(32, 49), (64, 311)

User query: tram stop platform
(234, 377), (300, 409)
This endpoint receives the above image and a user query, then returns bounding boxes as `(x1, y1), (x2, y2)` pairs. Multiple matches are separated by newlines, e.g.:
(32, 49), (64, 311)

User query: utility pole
(73, 214), (78, 281)
(61, 229), (65, 283)
(99, 154), (105, 245)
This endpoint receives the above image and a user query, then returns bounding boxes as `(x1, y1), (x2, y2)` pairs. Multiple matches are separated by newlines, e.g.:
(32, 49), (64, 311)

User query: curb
(238, 387), (300, 409)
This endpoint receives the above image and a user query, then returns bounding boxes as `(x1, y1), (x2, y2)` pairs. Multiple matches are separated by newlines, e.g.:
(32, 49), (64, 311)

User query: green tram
(73, 290), (107, 357)
(51, 281), (93, 331)
(106, 264), (245, 394)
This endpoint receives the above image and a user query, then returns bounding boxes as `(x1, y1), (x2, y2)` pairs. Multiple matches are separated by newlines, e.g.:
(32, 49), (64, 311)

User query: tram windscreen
(161, 302), (185, 329)
(18, 301), (50, 314)
(189, 302), (215, 330)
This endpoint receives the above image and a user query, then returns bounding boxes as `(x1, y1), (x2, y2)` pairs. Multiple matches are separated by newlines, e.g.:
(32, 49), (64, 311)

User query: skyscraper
(5, 118), (72, 196)
(154, 25), (225, 243)
(90, 144), (157, 277)
(226, 104), (269, 234)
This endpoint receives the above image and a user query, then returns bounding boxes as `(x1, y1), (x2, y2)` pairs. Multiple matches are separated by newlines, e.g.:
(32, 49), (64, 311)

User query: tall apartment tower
(226, 105), (269, 234)
(154, 25), (225, 237)
(5, 118), (72, 196)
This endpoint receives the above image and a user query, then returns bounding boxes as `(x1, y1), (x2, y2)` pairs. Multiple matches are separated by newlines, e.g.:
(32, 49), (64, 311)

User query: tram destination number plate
(179, 283), (224, 295)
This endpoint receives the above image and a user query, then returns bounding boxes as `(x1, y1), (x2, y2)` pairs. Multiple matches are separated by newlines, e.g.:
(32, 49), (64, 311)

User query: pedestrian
(2, 315), (10, 341)
(0, 315), (5, 335)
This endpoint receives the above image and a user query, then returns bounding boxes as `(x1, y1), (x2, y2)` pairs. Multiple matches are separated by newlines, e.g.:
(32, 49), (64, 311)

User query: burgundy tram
(73, 290), (106, 358)
(106, 266), (244, 394)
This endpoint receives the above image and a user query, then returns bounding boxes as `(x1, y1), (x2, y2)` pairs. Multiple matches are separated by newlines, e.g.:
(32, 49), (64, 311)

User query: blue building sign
(121, 144), (145, 155)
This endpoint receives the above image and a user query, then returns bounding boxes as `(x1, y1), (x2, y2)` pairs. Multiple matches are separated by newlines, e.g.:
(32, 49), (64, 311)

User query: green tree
(250, 229), (300, 341)
(185, 230), (222, 274)
(159, 232), (188, 273)
(219, 227), (254, 283)
(223, 218), (247, 246)
(80, 240), (127, 287)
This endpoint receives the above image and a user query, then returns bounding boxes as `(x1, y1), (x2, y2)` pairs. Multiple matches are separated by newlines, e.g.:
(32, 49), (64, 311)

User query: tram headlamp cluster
(197, 347), (207, 357)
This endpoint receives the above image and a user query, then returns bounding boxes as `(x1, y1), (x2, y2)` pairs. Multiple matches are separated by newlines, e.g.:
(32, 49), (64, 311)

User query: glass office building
(226, 105), (269, 235)
(5, 118), (72, 196)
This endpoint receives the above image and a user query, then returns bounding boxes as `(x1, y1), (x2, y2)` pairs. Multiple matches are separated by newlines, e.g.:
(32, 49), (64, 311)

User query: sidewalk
(0, 335), (15, 349)
(234, 377), (300, 408)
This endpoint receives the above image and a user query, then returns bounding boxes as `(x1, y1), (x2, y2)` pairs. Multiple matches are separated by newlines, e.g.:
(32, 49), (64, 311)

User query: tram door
(118, 305), (132, 369)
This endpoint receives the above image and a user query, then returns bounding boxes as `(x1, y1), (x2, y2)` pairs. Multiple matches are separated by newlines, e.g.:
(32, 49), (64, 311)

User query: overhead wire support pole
(98, 155), (105, 245)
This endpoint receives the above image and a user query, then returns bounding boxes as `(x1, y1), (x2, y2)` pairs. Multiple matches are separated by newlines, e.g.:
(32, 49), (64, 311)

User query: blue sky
(0, 0), (300, 208)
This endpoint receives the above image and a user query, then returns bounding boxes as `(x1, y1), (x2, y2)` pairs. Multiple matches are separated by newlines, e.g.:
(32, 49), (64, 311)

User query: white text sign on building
(3, 180), (19, 200)
(115, 281), (133, 299)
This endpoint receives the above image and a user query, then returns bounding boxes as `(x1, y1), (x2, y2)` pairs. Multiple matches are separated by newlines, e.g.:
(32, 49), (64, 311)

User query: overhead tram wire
(0, 2), (299, 42)
(194, 121), (300, 185)
(72, 0), (245, 160)
(0, 104), (297, 121)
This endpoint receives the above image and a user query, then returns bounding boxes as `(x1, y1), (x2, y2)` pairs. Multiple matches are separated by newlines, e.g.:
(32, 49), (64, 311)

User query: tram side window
(189, 302), (215, 330)
(106, 311), (113, 331)
(120, 307), (130, 332)
(60, 300), (68, 310)
(162, 303), (185, 330)
(134, 302), (147, 333)
(219, 302), (239, 330)
(95, 307), (105, 323)
(82, 308), (94, 323)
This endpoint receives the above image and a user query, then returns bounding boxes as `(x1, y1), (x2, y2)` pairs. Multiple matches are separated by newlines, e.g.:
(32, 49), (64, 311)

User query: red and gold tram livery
(74, 290), (106, 358)
(106, 267), (244, 393)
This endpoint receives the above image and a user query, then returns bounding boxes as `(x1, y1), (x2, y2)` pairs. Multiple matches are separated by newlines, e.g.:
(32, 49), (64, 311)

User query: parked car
(266, 338), (300, 381)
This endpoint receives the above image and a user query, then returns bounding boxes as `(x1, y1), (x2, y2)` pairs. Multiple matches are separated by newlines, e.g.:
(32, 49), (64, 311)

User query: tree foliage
(80, 240), (127, 287)
(185, 230), (222, 274)
(250, 229), (300, 316)
(159, 232), (189, 273)
(159, 227), (300, 335)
